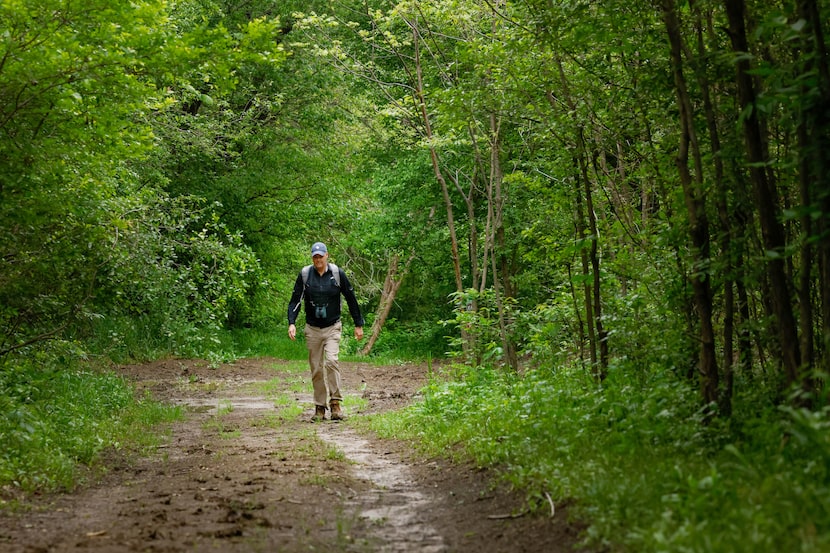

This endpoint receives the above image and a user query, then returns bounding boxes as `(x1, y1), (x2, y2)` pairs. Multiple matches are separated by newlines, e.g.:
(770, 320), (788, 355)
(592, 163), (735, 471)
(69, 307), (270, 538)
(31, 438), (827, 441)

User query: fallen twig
(544, 491), (555, 518)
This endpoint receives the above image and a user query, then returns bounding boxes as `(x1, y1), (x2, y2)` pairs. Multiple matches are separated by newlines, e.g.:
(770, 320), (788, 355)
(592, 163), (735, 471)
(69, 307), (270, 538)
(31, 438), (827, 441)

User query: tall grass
(0, 353), (180, 496)
(368, 362), (830, 553)
(222, 328), (308, 360)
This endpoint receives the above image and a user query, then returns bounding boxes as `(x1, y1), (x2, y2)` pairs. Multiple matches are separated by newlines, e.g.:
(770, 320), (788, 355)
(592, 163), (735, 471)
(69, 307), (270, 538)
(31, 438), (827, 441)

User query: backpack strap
(301, 264), (340, 287)
(328, 263), (341, 288)
(294, 263), (342, 314)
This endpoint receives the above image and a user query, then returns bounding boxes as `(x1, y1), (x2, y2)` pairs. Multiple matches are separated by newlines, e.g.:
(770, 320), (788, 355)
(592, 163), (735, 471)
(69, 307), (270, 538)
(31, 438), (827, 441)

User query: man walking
(287, 242), (364, 421)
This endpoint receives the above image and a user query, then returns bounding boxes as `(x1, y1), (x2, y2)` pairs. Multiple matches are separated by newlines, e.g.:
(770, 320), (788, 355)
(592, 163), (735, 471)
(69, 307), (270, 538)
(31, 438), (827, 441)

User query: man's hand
(354, 326), (364, 341)
(288, 324), (297, 340)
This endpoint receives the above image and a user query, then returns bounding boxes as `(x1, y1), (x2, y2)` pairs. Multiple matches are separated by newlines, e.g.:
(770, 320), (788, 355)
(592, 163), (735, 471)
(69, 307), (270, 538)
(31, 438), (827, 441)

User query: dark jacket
(287, 264), (364, 328)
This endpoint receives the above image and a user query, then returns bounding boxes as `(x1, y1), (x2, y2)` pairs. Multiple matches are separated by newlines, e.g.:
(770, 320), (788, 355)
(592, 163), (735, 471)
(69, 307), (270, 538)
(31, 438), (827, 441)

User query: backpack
(301, 263), (341, 288)
(293, 264), (341, 313)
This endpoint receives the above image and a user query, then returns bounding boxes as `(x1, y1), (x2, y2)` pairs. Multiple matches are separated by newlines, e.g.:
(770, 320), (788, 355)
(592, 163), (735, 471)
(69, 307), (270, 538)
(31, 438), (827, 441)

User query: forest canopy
(1, 0), (829, 549)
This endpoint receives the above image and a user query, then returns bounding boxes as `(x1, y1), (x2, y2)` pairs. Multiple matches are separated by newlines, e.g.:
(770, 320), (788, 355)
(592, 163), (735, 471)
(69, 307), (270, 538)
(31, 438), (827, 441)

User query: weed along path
(0, 358), (584, 552)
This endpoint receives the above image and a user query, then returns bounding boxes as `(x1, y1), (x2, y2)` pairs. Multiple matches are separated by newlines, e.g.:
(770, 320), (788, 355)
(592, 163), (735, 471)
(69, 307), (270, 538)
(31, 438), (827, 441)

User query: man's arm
(287, 273), (304, 340)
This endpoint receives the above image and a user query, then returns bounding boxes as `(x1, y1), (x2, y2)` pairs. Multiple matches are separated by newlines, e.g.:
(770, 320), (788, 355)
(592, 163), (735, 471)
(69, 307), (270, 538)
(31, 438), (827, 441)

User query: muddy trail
(0, 358), (583, 552)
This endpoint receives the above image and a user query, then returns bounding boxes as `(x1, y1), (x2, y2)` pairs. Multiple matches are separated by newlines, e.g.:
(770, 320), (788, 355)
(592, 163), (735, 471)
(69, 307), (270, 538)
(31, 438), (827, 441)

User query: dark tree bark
(486, 113), (519, 371)
(660, 0), (720, 408)
(723, 0), (802, 387)
(572, 151), (597, 369)
(688, 0), (734, 414)
(552, 58), (608, 378)
(797, 0), (830, 375)
(586, 149), (609, 376)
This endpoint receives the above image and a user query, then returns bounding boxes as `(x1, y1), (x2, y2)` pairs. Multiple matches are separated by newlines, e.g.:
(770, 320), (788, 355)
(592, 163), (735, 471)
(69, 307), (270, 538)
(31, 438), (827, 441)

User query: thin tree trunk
(797, 0), (830, 375)
(572, 151), (597, 368)
(690, 0), (734, 414)
(409, 20), (463, 295)
(487, 112), (518, 371)
(586, 151), (608, 377)
(736, 269), (754, 375)
(797, 120), (815, 371)
(360, 253), (415, 356)
(566, 262), (587, 364)
(550, 60), (601, 373)
(661, 0), (719, 408)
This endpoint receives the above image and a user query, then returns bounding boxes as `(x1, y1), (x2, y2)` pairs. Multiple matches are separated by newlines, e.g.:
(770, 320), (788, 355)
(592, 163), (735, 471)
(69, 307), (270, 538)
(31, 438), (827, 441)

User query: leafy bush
(442, 288), (519, 365)
(86, 194), (261, 361)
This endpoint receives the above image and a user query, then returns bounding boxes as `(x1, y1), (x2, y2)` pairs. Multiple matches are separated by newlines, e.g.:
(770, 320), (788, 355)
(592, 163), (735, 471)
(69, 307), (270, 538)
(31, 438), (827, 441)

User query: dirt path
(0, 358), (583, 552)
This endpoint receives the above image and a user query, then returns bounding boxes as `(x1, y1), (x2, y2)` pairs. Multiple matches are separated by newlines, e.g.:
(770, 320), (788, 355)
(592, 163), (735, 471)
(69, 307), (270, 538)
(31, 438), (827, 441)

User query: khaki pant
(304, 321), (343, 407)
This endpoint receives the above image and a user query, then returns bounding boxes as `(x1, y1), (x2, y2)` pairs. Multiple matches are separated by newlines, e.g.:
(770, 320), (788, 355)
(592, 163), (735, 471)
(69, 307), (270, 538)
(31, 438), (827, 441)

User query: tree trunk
(573, 151), (597, 369)
(723, 0), (802, 387)
(661, 0), (720, 408)
(407, 17), (474, 356)
(797, 0), (830, 375)
(487, 112), (519, 371)
(586, 150), (608, 377)
(551, 60), (602, 374)
(360, 253), (414, 356)
(409, 19), (463, 295)
(690, 0), (734, 414)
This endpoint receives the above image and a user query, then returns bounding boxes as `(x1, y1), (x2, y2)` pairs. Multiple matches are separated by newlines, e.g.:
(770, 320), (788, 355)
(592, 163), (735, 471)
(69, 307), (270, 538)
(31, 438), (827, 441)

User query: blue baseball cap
(311, 242), (328, 256)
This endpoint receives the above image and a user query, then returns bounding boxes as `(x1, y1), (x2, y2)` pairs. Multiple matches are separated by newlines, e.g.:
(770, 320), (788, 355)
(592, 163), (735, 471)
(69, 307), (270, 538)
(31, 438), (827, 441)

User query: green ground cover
(369, 363), (830, 553)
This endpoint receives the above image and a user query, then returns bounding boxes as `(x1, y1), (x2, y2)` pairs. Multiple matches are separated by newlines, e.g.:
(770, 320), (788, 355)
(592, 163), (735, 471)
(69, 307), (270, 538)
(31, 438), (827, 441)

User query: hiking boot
(311, 405), (327, 422)
(330, 400), (343, 421)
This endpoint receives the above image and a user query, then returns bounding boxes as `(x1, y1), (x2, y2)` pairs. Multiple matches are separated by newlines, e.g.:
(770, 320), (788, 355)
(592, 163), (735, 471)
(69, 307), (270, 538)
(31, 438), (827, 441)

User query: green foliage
(0, 0), (286, 358)
(370, 363), (830, 553)
(1, 0), (828, 548)
(443, 288), (519, 365)
(222, 328), (308, 361)
(81, 194), (261, 361)
(0, 0), (162, 355)
(0, 354), (180, 493)
(362, 319), (448, 360)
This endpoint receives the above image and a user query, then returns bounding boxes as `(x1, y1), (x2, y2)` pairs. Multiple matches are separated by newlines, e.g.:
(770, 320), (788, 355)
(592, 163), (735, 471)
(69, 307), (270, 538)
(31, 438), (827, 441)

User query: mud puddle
(177, 396), (276, 413)
(318, 424), (446, 552)
(176, 390), (447, 551)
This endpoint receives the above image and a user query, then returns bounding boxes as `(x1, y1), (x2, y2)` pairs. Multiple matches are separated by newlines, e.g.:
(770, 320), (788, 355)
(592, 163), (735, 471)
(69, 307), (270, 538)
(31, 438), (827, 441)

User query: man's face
(312, 253), (328, 272)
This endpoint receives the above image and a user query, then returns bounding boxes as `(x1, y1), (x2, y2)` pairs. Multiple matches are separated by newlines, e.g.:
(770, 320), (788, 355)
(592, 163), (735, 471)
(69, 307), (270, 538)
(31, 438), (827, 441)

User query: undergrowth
(368, 362), (830, 553)
(0, 350), (180, 498)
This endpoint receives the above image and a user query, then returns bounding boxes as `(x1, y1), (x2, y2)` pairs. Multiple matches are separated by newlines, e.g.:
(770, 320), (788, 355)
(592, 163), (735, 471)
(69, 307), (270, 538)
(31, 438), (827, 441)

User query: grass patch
(368, 363), (830, 553)
(323, 441), (346, 462)
(222, 327), (431, 367)
(224, 328), (308, 360)
(288, 377), (310, 393)
(0, 356), (181, 496)
(202, 400), (241, 438)
(269, 393), (304, 421)
(301, 473), (332, 487)
(251, 412), (283, 429)
(278, 403), (305, 421)
(272, 392), (297, 407)
(343, 394), (368, 416)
